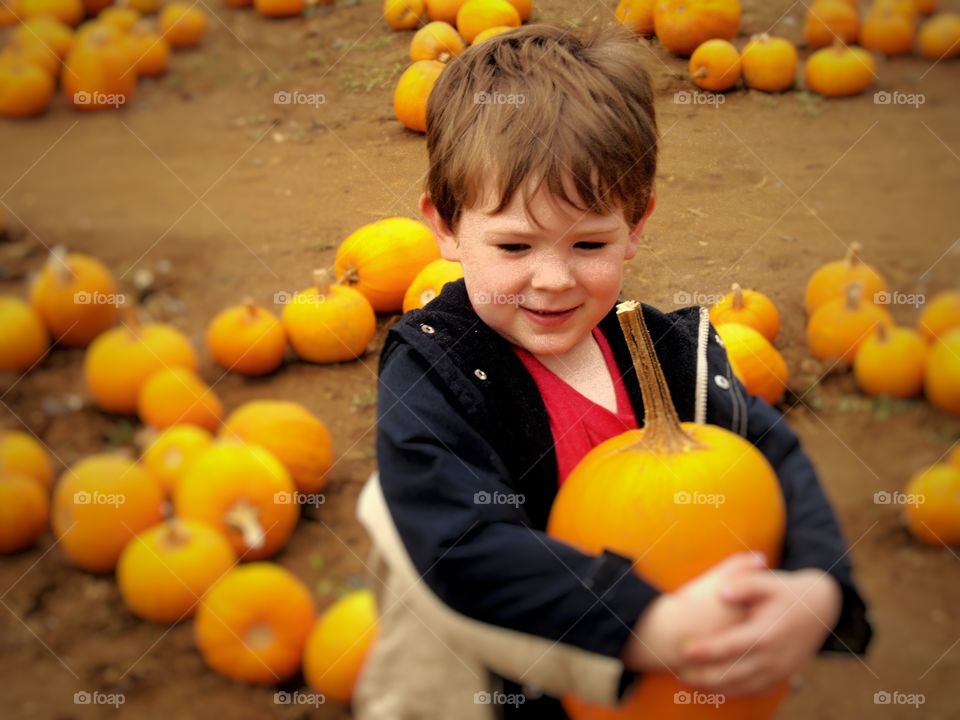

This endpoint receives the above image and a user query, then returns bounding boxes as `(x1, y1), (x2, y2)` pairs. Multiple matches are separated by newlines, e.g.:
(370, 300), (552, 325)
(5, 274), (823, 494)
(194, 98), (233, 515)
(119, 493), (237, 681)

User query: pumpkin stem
(121, 302), (141, 336)
(242, 297), (258, 319)
(844, 241), (863, 268)
(875, 322), (889, 343)
(226, 501), (265, 551)
(692, 67), (709, 79)
(163, 519), (191, 548)
(312, 268), (332, 296)
(731, 283), (744, 310)
(845, 280), (864, 311)
(438, 50), (451, 63)
(340, 266), (359, 286)
(47, 245), (73, 285)
(617, 301), (702, 453)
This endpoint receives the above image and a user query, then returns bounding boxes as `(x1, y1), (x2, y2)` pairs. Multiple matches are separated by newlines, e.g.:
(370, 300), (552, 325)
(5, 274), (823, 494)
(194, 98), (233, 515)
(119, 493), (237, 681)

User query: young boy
(355, 23), (871, 720)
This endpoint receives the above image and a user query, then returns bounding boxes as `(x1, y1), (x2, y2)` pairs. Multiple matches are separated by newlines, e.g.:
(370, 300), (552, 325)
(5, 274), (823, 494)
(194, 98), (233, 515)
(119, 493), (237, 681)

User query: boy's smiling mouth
(520, 305), (580, 326)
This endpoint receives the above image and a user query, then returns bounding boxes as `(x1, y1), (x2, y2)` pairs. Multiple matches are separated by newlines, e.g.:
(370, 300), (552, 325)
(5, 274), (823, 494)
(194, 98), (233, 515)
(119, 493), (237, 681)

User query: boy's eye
(574, 241), (607, 250)
(497, 243), (530, 253)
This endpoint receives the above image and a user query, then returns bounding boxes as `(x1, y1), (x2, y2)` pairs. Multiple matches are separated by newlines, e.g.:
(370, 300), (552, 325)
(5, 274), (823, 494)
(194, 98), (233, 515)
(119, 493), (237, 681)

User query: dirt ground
(2, 0), (960, 717)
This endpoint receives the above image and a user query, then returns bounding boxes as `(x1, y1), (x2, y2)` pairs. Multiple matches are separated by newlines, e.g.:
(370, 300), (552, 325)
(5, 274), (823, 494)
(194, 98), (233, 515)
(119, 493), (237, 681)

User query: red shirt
(513, 327), (639, 487)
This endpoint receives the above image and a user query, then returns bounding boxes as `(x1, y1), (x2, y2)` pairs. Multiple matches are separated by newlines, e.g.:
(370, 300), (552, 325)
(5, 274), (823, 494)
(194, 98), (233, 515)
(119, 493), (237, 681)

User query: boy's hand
(621, 552), (767, 672)
(677, 568), (843, 697)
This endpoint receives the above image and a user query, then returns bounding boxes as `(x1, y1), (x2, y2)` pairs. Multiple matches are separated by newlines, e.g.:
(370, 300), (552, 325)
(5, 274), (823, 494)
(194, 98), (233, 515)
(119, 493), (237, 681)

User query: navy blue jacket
(376, 279), (871, 717)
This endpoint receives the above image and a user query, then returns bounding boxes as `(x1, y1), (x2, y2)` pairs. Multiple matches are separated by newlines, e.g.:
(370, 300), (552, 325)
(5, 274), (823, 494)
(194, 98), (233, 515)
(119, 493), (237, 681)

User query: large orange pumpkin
(925, 328), (960, 415)
(919, 290), (960, 342)
(0, 430), (54, 491)
(710, 283), (780, 342)
(804, 242), (887, 315)
(715, 322), (788, 405)
(0, 473), (49, 554)
(804, 42), (876, 97)
(739, 33), (797, 92)
(402, 257), (464, 313)
(853, 324), (927, 399)
(903, 464), (960, 546)
(393, 58), (444, 133)
(410, 21), (465, 62)
(0, 296), (49, 371)
(807, 282), (894, 365)
(653, 0), (741, 57)
(548, 300), (787, 720)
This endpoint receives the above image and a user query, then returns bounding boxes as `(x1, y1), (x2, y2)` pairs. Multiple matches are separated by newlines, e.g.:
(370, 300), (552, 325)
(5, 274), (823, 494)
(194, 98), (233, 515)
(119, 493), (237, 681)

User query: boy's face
(420, 178), (654, 358)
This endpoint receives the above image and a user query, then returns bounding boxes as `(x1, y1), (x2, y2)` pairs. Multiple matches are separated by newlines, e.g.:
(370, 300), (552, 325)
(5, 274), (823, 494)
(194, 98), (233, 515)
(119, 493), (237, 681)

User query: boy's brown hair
(425, 23), (658, 232)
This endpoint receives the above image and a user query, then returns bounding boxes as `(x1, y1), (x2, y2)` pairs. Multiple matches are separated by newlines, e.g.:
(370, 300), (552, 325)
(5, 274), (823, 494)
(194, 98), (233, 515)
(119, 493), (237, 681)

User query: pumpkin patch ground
(1, 0), (960, 717)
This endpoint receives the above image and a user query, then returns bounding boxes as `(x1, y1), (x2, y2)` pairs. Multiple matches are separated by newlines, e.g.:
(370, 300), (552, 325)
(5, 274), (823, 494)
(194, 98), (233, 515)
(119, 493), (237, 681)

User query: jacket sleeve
(376, 342), (661, 664)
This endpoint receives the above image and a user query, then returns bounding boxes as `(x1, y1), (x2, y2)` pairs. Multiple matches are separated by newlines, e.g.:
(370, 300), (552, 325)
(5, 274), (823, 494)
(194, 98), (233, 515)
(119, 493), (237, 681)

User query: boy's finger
(721, 571), (777, 604)
(712, 551), (768, 576)
(678, 654), (763, 692)
(681, 617), (766, 663)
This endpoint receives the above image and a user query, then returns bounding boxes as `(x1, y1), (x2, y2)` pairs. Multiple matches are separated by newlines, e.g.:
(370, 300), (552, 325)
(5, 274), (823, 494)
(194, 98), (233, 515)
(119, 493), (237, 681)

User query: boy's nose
(530, 257), (576, 292)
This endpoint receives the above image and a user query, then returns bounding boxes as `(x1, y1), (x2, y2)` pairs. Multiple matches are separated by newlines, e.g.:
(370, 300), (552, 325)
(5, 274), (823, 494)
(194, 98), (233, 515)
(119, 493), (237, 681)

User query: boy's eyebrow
(486, 225), (621, 239)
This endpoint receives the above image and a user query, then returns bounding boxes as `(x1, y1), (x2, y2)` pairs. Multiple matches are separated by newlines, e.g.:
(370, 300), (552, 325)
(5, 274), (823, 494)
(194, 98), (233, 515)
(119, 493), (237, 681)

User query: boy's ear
(419, 192), (460, 262)
(624, 193), (656, 261)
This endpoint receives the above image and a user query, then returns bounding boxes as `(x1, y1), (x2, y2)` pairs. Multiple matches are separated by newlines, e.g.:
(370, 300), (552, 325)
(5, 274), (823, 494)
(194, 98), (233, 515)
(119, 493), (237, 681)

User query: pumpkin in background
(29, 247), (119, 346)
(715, 323), (788, 405)
(689, 39), (741, 91)
(205, 301), (286, 376)
(873, 0), (918, 19)
(174, 441), (299, 560)
(117, 518), (237, 623)
(710, 283), (780, 342)
(123, 23), (170, 77)
(456, 0), (520, 44)
(803, 0), (859, 48)
(99, 5), (140, 31)
(918, 13), (960, 59)
(281, 270), (376, 363)
(303, 589), (379, 705)
(254, 0), (304, 17)
(126, 0), (162, 12)
(0, 57), (55, 117)
(158, 2), (206, 47)
(19, 0), (83, 25)
(549, 301), (787, 719)
(0, 297), (49, 371)
(861, 6), (915, 55)
(950, 445), (960, 469)
(81, 0), (112, 13)
(335, 217), (440, 312)
(919, 291), (960, 342)
(426, 0), (465, 24)
(402, 258), (464, 313)
(616, 0), (655, 35)
(62, 24), (137, 108)
(137, 367), (223, 432)
(504, 0), (530, 21)
(384, 0), (424, 30)
(2, 32), (62, 77)
(807, 282), (894, 365)
(653, 0), (741, 56)
(903, 464), (960, 546)
(84, 318), (198, 414)
(221, 400), (333, 495)
(804, 242), (887, 315)
(393, 59), (443, 133)
(805, 43), (876, 97)
(0, 430), (54, 492)
(0, 473), (49, 554)
(740, 33), (797, 92)
(142, 424), (213, 496)
(14, 16), (74, 59)
(912, 0), (936, 15)
(853, 324), (927, 399)
(0, 0), (21, 25)
(472, 24), (513, 42)
(925, 328), (960, 415)
(195, 563), (316, 684)
(52, 454), (164, 572)
(410, 21), (465, 62)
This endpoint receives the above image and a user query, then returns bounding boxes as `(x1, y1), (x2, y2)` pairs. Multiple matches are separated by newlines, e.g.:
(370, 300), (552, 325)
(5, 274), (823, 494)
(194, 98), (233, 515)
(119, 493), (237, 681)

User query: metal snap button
(714, 333), (724, 348)
(419, 323), (435, 335)
(714, 374), (730, 390)
(474, 369), (487, 381)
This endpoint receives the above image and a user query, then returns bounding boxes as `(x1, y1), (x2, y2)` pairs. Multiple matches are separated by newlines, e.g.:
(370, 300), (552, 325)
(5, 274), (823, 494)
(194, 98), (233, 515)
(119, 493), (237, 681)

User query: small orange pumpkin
(853, 324), (927, 399)
(62, 24), (137, 109)
(254, 0), (303, 17)
(710, 283), (780, 342)
(0, 56), (55, 117)
(195, 563), (316, 684)
(19, 0), (83, 25)
(804, 242), (887, 315)
(456, 0), (520, 44)
(504, 0), (530, 21)
(2, 34), (62, 77)
(716, 322), (789, 405)
(402, 257), (464, 313)
(807, 282), (894, 365)
(0, 296), (49, 372)
(925, 328), (960, 415)
(918, 13), (960, 60)
(118, 518), (237, 623)
(803, 0), (859, 48)
(123, 24), (170, 77)
(616, 0), (655, 35)
(303, 589), (379, 705)
(29, 247), (119, 346)
(872, 0), (917, 20)
(393, 58), (443, 133)
(384, 0), (424, 30)
(14, 16), (74, 59)
(861, 6), (915, 55)
(174, 441), (299, 560)
(426, 0), (465, 24)
(689, 38), (741, 91)
(903, 464), (960, 546)
(281, 271), (377, 363)
(205, 301), (286, 376)
(0, 430), (54, 491)
(141, 424), (213, 496)
(0, 473), (49, 554)
(471, 24), (513, 43)
(83, 317), (198, 414)
(52, 454), (165, 573)
(410, 21), (465, 62)
(99, 5), (140, 31)
(653, 0), (741, 56)
(158, 2), (206, 47)
(918, 291), (960, 343)
(221, 400), (333, 495)
(335, 217), (441, 312)
(740, 33), (798, 92)
(137, 367), (223, 432)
